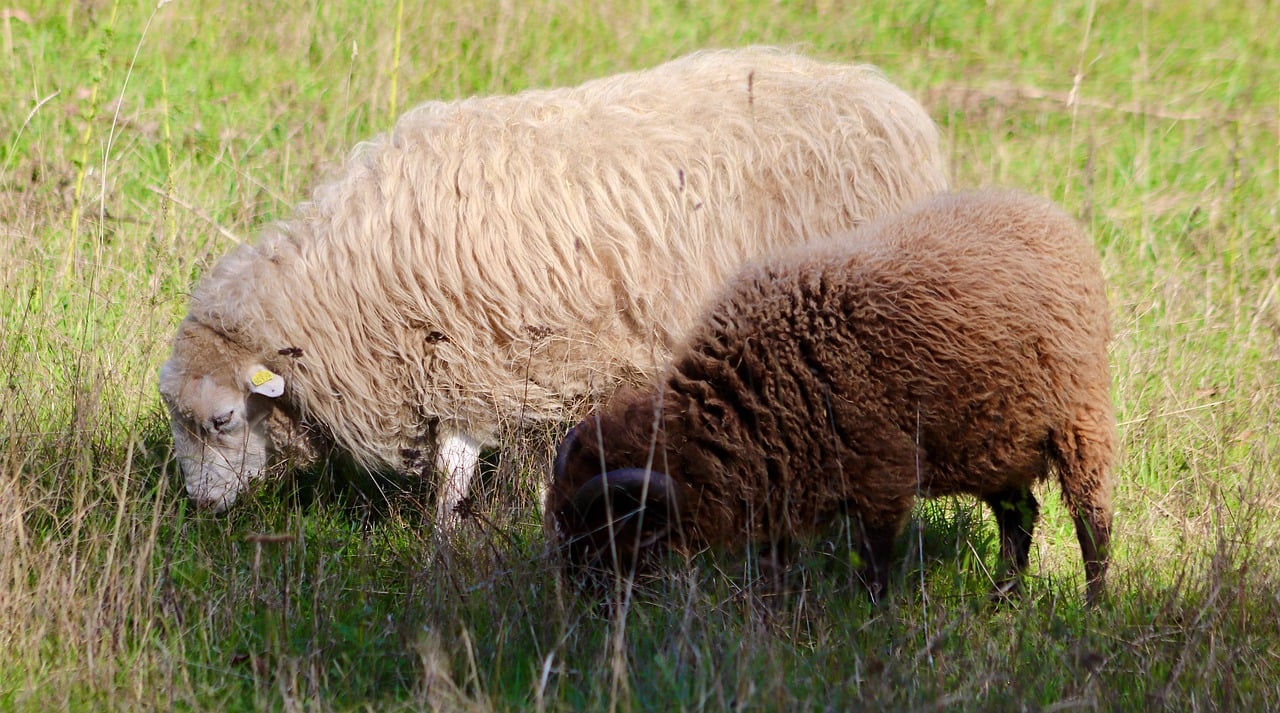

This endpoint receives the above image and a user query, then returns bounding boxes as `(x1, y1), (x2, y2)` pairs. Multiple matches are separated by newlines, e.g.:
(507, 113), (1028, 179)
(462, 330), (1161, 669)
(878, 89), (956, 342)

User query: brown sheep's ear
(568, 468), (683, 553)
(553, 420), (590, 482)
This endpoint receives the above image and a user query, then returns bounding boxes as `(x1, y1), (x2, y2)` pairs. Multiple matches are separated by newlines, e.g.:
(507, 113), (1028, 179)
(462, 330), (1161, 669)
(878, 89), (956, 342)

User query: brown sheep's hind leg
(1050, 412), (1115, 607)
(1074, 513), (1110, 606)
(983, 487), (1039, 600)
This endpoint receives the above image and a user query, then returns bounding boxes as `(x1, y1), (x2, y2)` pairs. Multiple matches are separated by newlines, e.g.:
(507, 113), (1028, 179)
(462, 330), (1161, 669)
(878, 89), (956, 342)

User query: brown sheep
(547, 189), (1115, 604)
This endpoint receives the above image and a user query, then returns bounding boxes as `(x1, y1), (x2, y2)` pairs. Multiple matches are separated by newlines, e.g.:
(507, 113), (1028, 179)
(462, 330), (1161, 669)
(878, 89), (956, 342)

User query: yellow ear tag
(249, 368), (285, 397)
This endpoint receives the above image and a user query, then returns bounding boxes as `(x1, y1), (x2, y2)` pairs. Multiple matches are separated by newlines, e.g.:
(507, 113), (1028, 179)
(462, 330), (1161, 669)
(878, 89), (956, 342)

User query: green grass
(3, 0), (1279, 710)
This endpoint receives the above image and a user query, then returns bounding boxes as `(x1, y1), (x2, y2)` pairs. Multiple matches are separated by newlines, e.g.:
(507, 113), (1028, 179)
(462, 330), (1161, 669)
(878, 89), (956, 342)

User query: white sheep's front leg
(434, 431), (482, 525)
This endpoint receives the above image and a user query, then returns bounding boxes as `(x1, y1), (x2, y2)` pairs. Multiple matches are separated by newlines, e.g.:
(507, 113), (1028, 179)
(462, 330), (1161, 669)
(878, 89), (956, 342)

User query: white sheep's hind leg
(434, 431), (482, 526)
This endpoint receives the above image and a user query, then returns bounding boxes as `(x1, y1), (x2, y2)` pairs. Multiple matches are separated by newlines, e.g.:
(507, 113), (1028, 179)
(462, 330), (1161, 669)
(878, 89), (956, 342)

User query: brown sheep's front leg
(984, 486), (1040, 598)
(855, 518), (901, 604)
(757, 538), (792, 588)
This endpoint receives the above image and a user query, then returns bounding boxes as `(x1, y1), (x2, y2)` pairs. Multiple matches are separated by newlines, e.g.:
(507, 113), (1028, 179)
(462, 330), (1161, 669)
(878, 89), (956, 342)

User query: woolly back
(187, 47), (949, 469)
(692, 188), (1111, 418)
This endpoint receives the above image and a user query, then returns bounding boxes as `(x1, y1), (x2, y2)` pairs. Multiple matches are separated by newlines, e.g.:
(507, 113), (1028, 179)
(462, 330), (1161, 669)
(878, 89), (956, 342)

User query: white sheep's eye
(208, 410), (237, 434)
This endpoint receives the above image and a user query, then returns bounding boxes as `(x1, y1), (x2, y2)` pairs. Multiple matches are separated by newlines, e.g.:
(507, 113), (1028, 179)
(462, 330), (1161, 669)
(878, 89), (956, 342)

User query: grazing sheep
(548, 189), (1115, 604)
(159, 47), (949, 519)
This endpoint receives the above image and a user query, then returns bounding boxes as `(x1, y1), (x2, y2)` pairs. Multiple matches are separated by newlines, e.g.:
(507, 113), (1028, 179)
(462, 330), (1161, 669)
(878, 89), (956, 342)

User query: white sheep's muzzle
(170, 413), (272, 513)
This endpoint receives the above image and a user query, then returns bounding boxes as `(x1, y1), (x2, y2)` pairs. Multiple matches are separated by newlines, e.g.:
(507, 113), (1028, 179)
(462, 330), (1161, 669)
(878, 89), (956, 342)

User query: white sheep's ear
(247, 366), (285, 398)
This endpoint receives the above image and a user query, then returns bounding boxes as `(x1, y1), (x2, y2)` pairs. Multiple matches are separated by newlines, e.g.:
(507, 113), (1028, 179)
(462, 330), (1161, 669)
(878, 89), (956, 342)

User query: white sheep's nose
(188, 488), (235, 513)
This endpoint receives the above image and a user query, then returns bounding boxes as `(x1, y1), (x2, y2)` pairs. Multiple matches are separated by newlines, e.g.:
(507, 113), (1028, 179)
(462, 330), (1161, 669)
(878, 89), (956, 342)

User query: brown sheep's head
(547, 408), (689, 579)
(158, 318), (307, 512)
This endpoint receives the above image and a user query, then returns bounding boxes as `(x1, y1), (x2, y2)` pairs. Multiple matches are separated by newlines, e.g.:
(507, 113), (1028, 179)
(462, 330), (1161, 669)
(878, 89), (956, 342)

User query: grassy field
(3, 0), (1279, 710)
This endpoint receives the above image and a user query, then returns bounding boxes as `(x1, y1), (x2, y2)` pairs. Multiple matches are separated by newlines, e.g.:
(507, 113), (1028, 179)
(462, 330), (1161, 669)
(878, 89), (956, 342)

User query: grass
(2, 0), (1279, 709)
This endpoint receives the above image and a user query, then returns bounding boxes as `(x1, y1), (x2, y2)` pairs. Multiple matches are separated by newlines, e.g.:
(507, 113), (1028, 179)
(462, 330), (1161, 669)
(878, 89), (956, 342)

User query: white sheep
(158, 47), (949, 519)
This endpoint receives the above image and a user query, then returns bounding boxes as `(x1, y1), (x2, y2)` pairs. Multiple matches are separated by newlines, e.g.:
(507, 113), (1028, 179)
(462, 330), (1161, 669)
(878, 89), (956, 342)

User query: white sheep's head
(158, 318), (292, 512)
